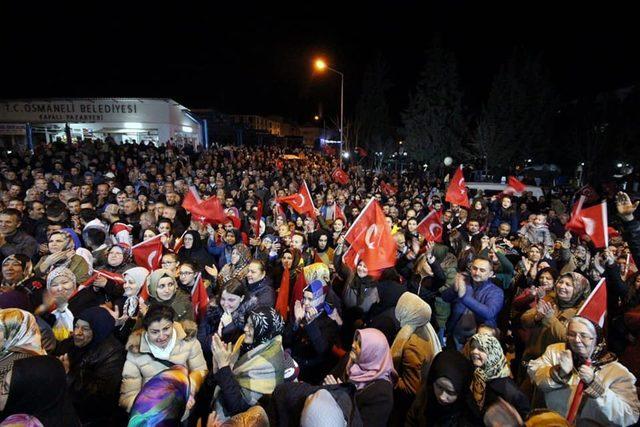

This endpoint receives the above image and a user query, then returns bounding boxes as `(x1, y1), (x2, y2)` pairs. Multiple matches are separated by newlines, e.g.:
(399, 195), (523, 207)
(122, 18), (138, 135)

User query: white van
(465, 182), (544, 199)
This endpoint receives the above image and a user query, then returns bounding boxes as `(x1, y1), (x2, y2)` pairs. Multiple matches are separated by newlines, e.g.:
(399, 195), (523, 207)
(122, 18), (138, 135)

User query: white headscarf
(122, 267), (150, 317)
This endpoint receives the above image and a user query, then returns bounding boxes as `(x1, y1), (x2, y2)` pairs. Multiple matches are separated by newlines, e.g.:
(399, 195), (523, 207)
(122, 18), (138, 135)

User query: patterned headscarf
(128, 365), (190, 427)
(45, 267), (77, 290)
(1, 254), (33, 285)
(555, 272), (590, 309)
(232, 243), (252, 269)
(0, 308), (45, 357)
(247, 307), (285, 349)
(466, 333), (511, 411)
(0, 414), (44, 427)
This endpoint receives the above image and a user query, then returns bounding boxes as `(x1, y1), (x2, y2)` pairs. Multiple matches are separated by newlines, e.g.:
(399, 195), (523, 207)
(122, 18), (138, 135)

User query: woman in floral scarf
(217, 243), (252, 287)
(465, 333), (530, 422)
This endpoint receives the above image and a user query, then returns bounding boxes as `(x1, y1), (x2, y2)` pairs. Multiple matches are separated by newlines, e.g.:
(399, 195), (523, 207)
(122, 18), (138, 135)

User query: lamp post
(314, 58), (344, 166)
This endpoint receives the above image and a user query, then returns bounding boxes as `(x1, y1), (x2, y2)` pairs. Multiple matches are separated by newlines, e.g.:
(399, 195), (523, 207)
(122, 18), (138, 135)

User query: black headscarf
(3, 356), (80, 427)
(244, 307), (284, 352)
(75, 306), (115, 349)
(423, 349), (474, 425)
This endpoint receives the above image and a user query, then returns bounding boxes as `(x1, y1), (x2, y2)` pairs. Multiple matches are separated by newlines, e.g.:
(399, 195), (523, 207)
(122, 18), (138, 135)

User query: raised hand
(558, 349), (574, 376)
(616, 192), (639, 220)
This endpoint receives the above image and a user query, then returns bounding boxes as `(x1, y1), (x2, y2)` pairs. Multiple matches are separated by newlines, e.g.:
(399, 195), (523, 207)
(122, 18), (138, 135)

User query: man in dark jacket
(0, 209), (39, 261)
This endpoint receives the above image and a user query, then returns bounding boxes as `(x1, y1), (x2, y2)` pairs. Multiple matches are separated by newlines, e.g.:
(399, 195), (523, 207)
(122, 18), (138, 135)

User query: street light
(314, 57), (344, 166)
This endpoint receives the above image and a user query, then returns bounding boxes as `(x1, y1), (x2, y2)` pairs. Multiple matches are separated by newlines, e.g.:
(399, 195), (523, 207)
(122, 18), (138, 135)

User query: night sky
(2, 2), (639, 125)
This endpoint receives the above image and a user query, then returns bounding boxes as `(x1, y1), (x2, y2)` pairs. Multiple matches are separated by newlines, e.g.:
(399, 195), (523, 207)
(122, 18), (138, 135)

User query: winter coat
(520, 301), (579, 362)
(528, 342), (640, 426)
(67, 335), (126, 425)
(119, 321), (208, 412)
(283, 312), (338, 384)
(245, 275), (275, 311)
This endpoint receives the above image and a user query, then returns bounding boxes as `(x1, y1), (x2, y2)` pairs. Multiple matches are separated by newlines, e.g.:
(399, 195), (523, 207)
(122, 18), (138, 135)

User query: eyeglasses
(567, 332), (594, 342)
(179, 271), (194, 276)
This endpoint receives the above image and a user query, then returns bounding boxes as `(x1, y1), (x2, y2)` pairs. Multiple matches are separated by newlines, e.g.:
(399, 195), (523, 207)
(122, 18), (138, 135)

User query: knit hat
(300, 389), (347, 427)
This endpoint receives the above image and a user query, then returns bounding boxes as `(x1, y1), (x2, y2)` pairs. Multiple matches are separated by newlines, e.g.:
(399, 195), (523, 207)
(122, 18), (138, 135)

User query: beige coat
(119, 320), (208, 412)
(528, 343), (640, 427)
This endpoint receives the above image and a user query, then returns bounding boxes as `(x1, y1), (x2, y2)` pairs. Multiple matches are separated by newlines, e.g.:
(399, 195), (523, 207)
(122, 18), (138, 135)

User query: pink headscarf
(348, 328), (397, 389)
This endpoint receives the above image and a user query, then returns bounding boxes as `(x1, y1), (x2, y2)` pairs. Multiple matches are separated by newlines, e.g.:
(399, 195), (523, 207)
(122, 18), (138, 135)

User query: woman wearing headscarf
(217, 243), (251, 288)
(40, 267), (80, 342)
(465, 333), (530, 423)
(283, 279), (339, 384)
(1, 254), (45, 310)
(390, 292), (442, 424)
(528, 317), (640, 426)
(61, 306), (126, 426)
(177, 230), (214, 269)
(521, 272), (590, 364)
(34, 231), (90, 285)
(128, 365), (191, 427)
(311, 230), (334, 267)
(0, 309), (46, 405)
(209, 306), (285, 420)
(102, 243), (136, 275)
(323, 328), (396, 427)
(406, 350), (475, 427)
(144, 268), (194, 322)
(0, 355), (80, 427)
(198, 278), (250, 365)
(112, 266), (150, 343)
(272, 248), (302, 319)
(120, 305), (208, 416)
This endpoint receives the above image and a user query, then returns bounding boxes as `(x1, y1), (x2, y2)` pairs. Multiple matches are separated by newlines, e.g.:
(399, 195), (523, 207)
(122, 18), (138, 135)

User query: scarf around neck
(145, 327), (177, 361)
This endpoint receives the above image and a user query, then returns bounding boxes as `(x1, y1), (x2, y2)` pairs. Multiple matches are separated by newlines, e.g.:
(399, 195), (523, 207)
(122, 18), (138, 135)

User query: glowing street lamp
(313, 57), (344, 166)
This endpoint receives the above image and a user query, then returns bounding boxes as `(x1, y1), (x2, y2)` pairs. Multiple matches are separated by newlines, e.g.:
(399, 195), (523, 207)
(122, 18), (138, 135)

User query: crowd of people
(0, 138), (639, 426)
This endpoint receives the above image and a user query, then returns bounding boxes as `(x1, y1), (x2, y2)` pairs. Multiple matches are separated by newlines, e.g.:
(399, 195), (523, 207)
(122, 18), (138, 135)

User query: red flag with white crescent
(132, 233), (165, 271)
(417, 210), (443, 242)
(276, 180), (317, 219)
(506, 176), (526, 195)
(331, 168), (350, 185)
(191, 273), (209, 321)
(95, 270), (125, 285)
(343, 198), (395, 276)
(577, 278), (607, 327)
(445, 165), (470, 208)
(254, 200), (263, 238)
(182, 186), (225, 224)
(567, 199), (609, 248)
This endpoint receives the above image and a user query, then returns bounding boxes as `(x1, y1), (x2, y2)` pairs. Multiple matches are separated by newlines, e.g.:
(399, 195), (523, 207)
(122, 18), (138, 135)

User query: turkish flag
(506, 176), (526, 194)
(323, 145), (336, 157)
(417, 210), (443, 242)
(173, 230), (188, 254)
(578, 278), (607, 327)
(567, 199), (609, 248)
(331, 168), (350, 185)
(445, 165), (470, 208)
(276, 181), (317, 219)
(132, 233), (165, 271)
(182, 187), (225, 224)
(95, 270), (125, 285)
(191, 273), (210, 321)
(380, 181), (397, 196)
(335, 203), (347, 224)
(275, 160), (284, 170)
(343, 199), (396, 276)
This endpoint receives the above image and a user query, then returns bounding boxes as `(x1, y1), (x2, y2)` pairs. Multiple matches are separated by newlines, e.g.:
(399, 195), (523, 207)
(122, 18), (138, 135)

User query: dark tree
(473, 49), (556, 173)
(402, 37), (467, 168)
(354, 54), (393, 153)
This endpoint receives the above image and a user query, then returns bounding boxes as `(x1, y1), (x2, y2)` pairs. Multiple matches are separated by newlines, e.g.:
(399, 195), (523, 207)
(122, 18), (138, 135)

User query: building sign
(0, 123), (26, 135)
(0, 99), (173, 124)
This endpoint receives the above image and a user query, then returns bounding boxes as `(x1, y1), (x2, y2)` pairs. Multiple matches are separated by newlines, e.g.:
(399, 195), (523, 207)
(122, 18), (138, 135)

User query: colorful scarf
(391, 292), (442, 369)
(46, 267), (78, 341)
(348, 328), (397, 389)
(128, 365), (190, 427)
(466, 333), (511, 411)
(0, 414), (44, 427)
(0, 309), (45, 357)
(218, 243), (252, 285)
(1, 254), (33, 287)
(214, 336), (284, 420)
